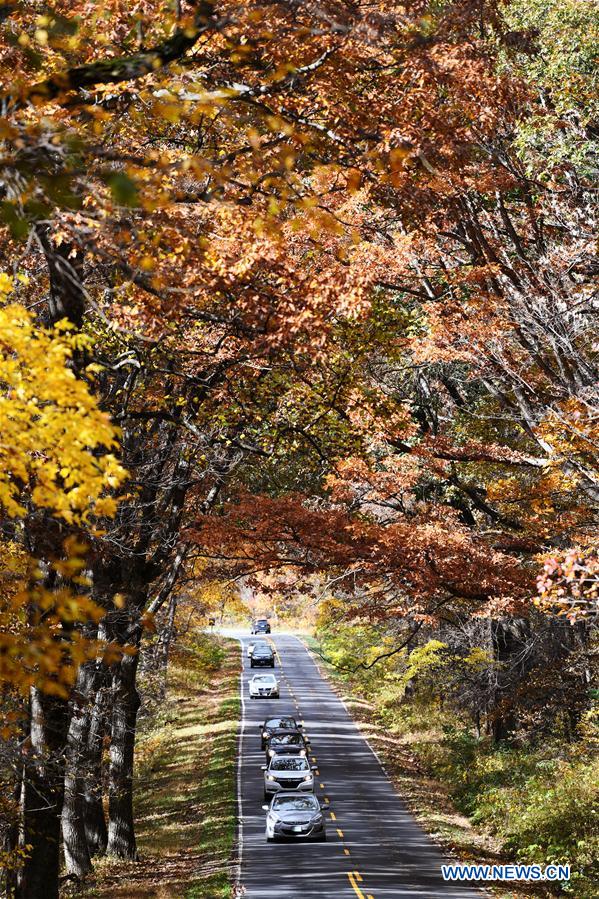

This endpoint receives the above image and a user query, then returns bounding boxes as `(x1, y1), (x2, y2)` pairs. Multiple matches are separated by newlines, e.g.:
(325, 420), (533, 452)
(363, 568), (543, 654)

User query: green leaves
(0, 201), (28, 239)
(106, 172), (139, 207)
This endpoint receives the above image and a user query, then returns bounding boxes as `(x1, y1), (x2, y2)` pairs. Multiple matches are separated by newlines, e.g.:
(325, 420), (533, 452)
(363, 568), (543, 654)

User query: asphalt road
(236, 633), (482, 899)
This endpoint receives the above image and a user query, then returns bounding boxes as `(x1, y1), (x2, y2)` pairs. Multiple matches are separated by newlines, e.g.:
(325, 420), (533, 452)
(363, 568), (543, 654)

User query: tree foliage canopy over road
(0, 1), (597, 896)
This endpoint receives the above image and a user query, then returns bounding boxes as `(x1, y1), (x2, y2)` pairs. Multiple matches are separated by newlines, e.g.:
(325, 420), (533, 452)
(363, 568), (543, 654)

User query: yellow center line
(354, 871), (363, 882)
(344, 848), (351, 856)
(348, 872), (368, 898)
(329, 811), (336, 821)
(319, 783), (325, 789)
(336, 828), (344, 838)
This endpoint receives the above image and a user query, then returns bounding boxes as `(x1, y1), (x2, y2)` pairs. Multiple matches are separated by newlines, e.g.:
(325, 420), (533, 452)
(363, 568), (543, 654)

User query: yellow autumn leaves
(0, 274), (128, 698)
(0, 275), (127, 523)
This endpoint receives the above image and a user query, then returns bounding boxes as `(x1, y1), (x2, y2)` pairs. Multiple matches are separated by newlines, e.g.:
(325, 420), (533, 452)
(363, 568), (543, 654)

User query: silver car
(249, 673), (279, 699)
(262, 754), (317, 798)
(263, 792), (327, 842)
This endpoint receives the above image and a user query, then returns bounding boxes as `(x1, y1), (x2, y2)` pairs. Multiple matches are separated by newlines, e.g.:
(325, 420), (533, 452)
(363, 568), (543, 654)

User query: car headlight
(303, 774), (312, 782)
(266, 775), (276, 782)
(262, 731), (268, 738)
(312, 814), (323, 824)
(268, 749), (275, 757)
(299, 749), (306, 756)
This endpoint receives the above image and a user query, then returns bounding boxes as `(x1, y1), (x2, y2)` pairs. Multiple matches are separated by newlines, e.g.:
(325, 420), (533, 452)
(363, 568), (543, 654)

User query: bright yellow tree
(0, 274), (128, 695)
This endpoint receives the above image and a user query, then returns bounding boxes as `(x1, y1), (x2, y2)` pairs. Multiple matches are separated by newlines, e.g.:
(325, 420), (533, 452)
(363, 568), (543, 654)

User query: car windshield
(271, 734), (301, 745)
(273, 796), (319, 811)
(253, 647), (272, 655)
(254, 676), (275, 683)
(265, 718), (296, 730)
(270, 757), (309, 771)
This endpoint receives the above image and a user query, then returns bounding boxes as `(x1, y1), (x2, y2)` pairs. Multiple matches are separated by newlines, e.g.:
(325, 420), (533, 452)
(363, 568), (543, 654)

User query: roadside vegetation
(81, 632), (240, 899)
(0, 1), (597, 896)
(307, 622), (598, 899)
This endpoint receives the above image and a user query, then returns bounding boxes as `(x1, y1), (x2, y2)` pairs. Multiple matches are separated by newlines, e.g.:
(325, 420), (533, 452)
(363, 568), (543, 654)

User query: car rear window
(271, 734), (301, 744)
(270, 757), (308, 771)
(273, 796), (319, 810)
(265, 718), (295, 729)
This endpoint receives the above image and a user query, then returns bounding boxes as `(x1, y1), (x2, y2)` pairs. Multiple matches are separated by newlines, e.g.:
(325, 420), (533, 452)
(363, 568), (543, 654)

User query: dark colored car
(260, 716), (302, 750)
(263, 792), (327, 842)
(250, 645), (275, 668)
(252, 618), (271, 634)
(265, 730), (309, 762)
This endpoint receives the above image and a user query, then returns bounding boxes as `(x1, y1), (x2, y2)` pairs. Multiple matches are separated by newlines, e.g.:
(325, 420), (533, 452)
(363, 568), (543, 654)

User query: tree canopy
(0, 0), (597, 895)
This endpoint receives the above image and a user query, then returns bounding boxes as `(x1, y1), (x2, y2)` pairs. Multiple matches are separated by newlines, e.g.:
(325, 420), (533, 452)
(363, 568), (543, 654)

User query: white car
(262, 755), (317, 799)
(249, 673), (279, 699)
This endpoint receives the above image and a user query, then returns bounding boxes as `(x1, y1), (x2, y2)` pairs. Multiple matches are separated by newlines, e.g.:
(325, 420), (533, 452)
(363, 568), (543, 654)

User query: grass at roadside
(81, 633), (240, 899)
(301, 635), (563, 899)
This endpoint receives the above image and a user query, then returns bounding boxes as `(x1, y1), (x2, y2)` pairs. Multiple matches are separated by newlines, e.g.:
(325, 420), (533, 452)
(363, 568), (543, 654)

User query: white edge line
(297, 635), (394, 782)
(235, 637), (246, 896)
(298, 635), (487, 898)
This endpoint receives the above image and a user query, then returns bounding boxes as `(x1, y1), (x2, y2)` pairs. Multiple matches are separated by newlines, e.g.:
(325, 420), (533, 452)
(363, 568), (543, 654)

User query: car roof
(265, 717), (296, 726)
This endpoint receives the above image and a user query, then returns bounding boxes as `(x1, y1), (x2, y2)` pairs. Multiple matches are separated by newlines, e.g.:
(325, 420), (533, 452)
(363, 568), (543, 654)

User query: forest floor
(79, 634), (240, 899)
(301, 636), (559, 899)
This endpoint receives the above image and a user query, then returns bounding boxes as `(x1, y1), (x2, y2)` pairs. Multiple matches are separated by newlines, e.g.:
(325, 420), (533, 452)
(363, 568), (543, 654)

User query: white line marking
(298, 635), (395, 782)
(235, 637), (246, 894)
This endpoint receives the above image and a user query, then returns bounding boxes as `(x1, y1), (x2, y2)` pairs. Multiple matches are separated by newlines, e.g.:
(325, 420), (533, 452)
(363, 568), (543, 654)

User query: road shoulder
(80, 634), (240, 899)
(300, 636), (556, 899)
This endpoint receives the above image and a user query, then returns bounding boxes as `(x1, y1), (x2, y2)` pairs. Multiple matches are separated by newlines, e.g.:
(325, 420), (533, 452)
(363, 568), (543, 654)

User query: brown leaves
(188, 486), (530, 619)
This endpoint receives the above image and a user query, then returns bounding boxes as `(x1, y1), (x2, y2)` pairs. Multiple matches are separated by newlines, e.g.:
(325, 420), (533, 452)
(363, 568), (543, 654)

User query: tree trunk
(106, 650), (141, 859)
(490, 618), (531, 743)
(62, 781), (93, 880)
(2, 777), (21, 897)
(154, 593), (177, 695)
(61, 662), (98, 880)
(84, 678), (109, 856)
(18, 689), (69, 899)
